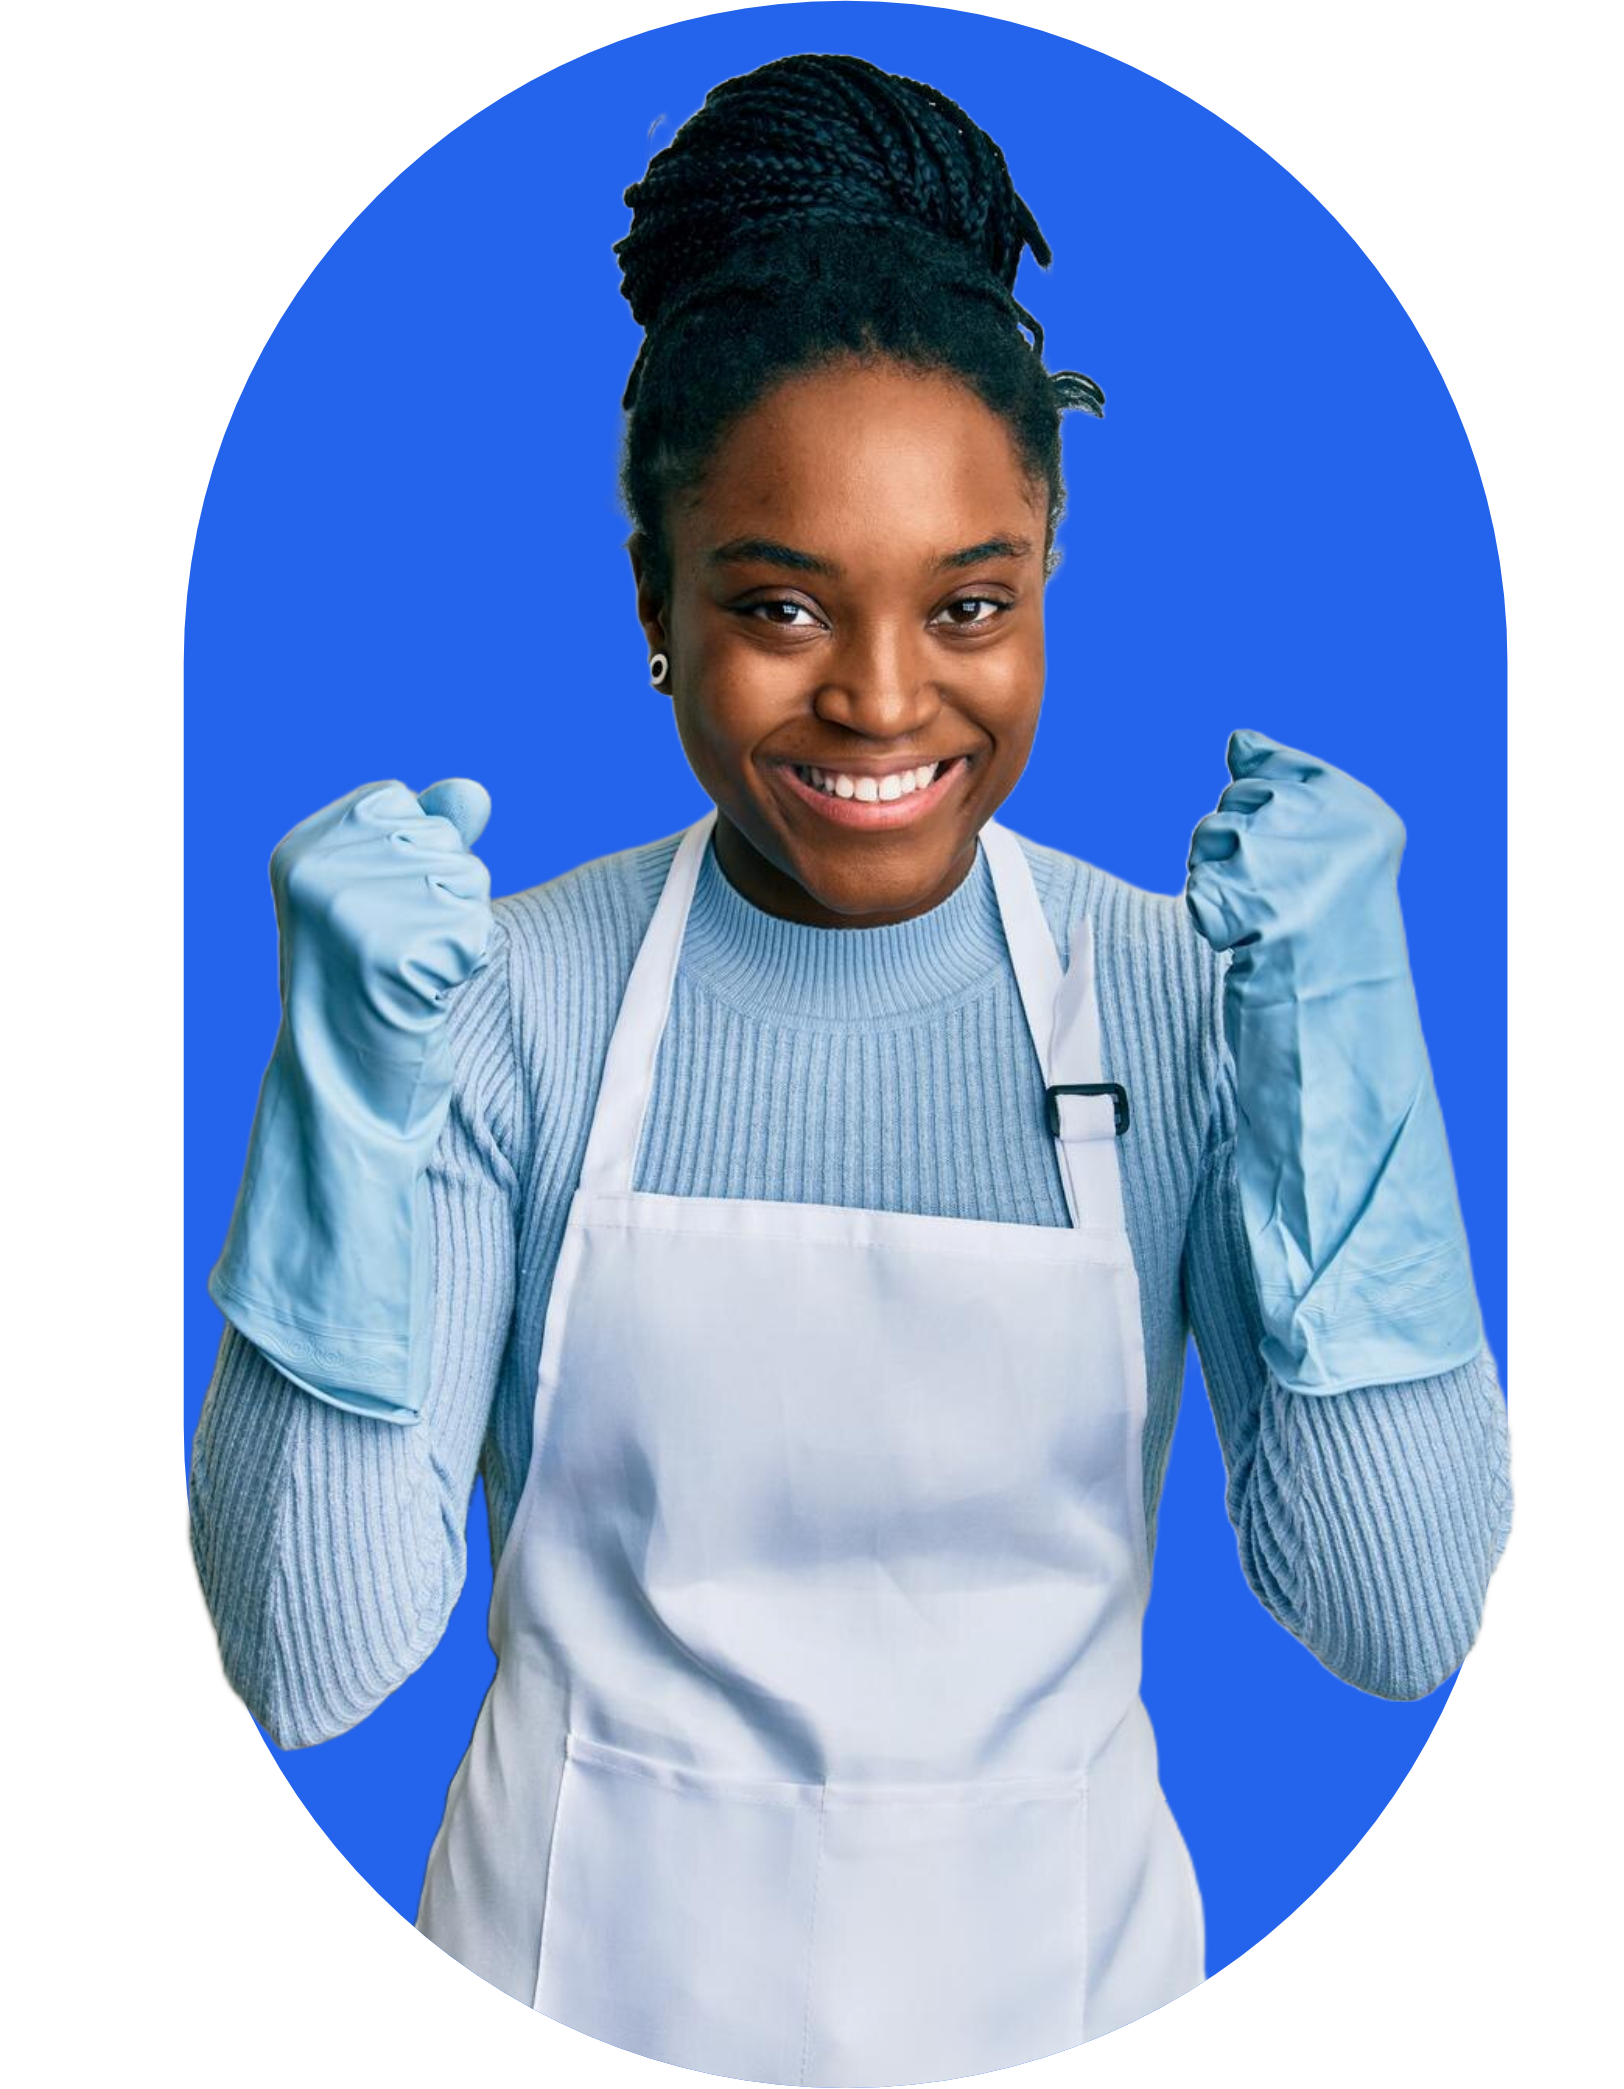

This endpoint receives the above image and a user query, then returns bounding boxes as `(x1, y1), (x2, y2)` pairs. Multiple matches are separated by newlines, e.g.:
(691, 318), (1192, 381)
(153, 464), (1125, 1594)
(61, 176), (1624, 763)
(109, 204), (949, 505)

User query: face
(631, 358), (1051, 927)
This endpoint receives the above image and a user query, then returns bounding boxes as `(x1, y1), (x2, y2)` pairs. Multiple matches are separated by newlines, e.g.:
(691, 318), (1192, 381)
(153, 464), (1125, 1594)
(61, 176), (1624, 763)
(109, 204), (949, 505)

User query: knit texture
(189, 825), (1514, 1749)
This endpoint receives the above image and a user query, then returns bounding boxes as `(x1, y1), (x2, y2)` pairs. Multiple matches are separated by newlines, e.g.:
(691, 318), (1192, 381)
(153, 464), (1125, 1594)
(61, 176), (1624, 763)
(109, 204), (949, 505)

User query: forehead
(673, 361), (1043, 559)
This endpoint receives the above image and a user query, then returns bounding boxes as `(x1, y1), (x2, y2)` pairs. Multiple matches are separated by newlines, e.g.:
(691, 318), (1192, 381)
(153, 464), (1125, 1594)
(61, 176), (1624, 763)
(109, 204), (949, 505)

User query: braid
(613, 54), (1103, 600)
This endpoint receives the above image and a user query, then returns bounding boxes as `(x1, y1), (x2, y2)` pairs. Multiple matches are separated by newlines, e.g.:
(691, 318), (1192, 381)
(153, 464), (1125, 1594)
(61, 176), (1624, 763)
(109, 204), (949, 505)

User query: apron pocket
(802, 1771), (1089, 2088)
(533, 1736), (1088, 2089)
(533, 1733), (824, 2084)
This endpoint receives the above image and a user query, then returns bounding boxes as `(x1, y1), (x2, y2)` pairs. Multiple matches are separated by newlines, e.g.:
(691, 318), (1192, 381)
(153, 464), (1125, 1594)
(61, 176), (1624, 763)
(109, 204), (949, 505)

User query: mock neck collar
(681, 831), (1010, 1023)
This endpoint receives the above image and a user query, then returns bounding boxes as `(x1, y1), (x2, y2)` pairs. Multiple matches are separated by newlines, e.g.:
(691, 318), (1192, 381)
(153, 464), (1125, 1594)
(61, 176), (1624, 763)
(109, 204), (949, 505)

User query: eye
(733, 593), (1014, 634)
(934, 595), (1013, 630)
(738, 598), (825, 629)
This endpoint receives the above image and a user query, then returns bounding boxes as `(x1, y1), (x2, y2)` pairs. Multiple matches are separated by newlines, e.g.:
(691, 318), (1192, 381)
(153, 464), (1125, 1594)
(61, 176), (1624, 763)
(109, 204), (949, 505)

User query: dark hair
(613, 52), (1103, 604)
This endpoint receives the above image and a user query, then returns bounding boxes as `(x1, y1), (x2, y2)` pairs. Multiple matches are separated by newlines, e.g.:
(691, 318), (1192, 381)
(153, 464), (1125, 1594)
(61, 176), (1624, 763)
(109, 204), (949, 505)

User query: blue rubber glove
(208, 779), (494, 1422)
(1184, 729), (1485, 1395)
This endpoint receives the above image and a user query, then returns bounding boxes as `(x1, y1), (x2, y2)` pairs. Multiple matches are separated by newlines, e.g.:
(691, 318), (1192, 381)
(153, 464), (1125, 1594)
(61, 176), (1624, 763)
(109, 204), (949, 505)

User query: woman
(191, 52), (1512, 2086)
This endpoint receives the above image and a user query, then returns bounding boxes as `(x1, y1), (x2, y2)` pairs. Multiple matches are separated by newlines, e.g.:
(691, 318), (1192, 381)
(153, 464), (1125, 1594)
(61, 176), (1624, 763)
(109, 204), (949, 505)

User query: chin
(787, 834), (971, 922)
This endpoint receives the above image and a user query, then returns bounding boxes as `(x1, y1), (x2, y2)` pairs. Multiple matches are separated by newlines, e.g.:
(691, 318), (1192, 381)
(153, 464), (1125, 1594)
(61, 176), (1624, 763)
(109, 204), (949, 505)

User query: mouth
(773, 756), (971, 830)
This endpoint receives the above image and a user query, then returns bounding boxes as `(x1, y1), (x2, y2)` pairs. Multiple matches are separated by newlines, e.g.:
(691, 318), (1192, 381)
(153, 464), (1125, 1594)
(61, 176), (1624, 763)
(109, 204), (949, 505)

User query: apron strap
(577, 810), (717, 1199)
(980, 822), (1129, 1238)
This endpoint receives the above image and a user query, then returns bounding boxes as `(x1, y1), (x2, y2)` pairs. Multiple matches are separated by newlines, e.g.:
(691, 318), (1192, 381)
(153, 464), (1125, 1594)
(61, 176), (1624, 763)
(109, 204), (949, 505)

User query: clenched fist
(209, 779), (496, 1421)
(270, 779), (493, 1101)
(1184, 729), (1484, 1395)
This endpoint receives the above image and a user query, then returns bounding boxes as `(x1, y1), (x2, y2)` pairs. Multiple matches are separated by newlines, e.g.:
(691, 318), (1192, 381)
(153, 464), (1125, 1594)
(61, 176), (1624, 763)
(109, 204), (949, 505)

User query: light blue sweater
(189, 825), (1513, 1750)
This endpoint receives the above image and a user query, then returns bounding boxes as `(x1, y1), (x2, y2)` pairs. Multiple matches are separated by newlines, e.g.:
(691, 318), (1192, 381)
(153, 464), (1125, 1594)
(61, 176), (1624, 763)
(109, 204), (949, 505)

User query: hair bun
(615, 54), (1104, 606)
(616, 53), (1056, 343)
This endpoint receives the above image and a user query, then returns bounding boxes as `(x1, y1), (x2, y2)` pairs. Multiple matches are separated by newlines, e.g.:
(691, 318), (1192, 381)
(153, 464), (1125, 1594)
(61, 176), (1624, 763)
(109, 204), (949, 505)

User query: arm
(1181, 1036), (1513, 1699)
(188, 913), (523, 1748)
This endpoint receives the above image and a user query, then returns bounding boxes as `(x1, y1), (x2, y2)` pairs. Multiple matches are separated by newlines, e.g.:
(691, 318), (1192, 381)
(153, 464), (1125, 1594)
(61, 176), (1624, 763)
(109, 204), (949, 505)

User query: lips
(773, 754), (970, 829)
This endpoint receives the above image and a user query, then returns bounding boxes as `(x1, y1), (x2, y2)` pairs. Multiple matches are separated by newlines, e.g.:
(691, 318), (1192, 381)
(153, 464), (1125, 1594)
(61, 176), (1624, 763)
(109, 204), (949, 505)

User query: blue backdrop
(184, 2), (1507, 1991)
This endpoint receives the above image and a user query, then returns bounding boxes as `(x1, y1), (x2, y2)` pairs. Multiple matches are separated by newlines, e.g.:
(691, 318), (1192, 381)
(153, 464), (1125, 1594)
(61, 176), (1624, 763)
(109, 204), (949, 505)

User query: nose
(810, 623), (942, 742)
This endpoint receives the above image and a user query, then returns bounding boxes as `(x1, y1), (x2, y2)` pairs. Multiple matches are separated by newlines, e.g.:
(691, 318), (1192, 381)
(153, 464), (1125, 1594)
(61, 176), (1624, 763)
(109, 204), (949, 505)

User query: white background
(5, 1), (1615, 2081)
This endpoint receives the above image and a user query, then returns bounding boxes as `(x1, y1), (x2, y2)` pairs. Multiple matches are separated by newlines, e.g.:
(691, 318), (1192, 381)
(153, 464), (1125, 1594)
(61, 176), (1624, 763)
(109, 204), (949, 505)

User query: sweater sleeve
(187, 912), (524, 1749)
(1179, 1032), (1514, 1701)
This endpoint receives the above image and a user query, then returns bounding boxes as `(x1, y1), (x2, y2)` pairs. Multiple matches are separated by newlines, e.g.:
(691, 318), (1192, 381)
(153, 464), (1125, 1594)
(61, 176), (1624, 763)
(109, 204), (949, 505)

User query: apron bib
(417, 813), (1204, 2084)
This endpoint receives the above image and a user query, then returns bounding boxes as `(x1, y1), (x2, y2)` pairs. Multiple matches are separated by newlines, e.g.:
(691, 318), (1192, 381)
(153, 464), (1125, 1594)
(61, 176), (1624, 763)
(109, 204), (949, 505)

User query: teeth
(799, 762), (943, 802)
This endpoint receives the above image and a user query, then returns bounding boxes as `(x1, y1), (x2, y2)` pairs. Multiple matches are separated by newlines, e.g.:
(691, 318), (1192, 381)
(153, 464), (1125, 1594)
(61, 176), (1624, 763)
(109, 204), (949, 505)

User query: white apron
(417, 812), (1204, 2084)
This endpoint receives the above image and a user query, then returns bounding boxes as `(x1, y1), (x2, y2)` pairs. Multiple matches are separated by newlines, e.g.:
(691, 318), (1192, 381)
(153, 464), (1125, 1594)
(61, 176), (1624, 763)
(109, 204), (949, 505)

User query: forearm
(189, 941), (523, 1748)
(1187, 1137), (1513, 1698)
(1220, 1358), (1511, 1701)
(188, 1322), (476, 1748)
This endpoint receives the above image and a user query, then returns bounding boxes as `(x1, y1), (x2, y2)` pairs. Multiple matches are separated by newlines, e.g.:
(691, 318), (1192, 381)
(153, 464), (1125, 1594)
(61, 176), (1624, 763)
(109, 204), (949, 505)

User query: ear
(626, 531), (669, 655)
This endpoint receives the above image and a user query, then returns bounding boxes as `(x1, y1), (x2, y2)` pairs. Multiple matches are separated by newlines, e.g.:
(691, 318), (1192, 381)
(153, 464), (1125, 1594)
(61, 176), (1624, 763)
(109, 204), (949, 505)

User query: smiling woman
(646, 361), (1055, 924)
(188, 48), (1511, 2089)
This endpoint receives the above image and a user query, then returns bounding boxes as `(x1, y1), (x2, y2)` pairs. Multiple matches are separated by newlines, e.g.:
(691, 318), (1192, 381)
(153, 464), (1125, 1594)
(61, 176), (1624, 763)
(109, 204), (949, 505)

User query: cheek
(977, 643), (1046, 752)
(670, 680), (779, 808)
(685, 686), (770, 766)
(682, 646), (798, 758)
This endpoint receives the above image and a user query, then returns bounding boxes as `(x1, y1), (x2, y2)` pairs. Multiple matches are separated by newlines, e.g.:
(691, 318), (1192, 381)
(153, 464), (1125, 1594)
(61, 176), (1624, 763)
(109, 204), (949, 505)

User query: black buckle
(1045, 1082), (1130, 1138)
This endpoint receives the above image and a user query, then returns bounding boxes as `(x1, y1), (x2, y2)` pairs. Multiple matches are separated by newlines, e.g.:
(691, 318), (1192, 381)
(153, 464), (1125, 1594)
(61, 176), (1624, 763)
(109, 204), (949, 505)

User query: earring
(649, 651), (670, 690)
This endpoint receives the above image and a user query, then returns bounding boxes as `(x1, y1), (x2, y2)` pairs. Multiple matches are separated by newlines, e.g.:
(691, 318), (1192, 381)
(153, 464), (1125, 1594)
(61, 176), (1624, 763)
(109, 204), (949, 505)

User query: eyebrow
(707, 534), (1035, 578)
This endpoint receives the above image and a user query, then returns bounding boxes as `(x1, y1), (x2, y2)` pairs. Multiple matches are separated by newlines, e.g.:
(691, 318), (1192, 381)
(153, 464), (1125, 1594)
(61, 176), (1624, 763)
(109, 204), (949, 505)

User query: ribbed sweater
(188, 823), (1513, 1751)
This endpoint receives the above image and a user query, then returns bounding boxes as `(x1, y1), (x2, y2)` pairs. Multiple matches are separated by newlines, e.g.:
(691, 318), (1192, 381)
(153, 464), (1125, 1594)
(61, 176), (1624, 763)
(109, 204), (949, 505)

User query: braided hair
(613, 53), (1103, 604)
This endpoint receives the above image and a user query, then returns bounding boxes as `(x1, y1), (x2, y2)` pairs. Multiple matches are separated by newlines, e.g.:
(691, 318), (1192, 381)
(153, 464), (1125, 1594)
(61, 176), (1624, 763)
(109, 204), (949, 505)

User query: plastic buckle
(1045, 1082), (1130, 1138)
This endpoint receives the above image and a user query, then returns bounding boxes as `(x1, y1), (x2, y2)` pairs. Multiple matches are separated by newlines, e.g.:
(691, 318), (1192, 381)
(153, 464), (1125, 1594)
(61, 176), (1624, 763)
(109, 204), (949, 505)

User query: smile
(776, 757), (968, 828)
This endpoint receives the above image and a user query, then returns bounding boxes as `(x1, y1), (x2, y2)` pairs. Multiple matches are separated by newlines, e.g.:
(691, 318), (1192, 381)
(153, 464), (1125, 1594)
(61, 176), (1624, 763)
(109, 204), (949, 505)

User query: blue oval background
(184, 2), (1508, 1989)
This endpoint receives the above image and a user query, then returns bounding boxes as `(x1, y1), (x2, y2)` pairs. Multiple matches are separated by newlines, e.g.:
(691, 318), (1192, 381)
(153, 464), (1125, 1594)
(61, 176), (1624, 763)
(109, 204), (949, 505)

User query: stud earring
(649, 651), (670, 690)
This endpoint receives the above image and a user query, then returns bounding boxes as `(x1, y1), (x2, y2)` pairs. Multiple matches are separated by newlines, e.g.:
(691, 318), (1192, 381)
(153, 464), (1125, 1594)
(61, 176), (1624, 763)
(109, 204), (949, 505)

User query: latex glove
(208, 779), (494, 1421)
(1184, 728), (1485, 1395)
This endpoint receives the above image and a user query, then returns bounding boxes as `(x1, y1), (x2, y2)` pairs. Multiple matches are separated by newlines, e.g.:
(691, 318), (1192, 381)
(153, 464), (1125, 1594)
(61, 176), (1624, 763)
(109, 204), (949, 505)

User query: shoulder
(492, 825), (689, 996)
(1005, 825), (1224, 995)
(474, 827), (692, 1114)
